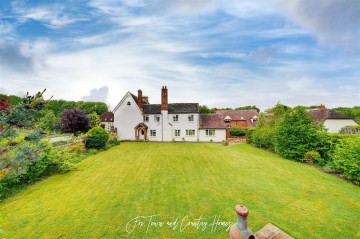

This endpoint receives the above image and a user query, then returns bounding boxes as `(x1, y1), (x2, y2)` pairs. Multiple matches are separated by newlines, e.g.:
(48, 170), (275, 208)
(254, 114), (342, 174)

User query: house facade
(111, 86), (259, 142)
(307, 105), (358, 133)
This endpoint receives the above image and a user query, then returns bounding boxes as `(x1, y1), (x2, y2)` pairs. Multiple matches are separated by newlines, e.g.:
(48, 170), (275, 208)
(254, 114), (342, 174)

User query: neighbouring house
(307, 104), (358, 133)
(113, 86), (200, 141)
(214, 109), (259, 128)
(99, 112), (115, 132)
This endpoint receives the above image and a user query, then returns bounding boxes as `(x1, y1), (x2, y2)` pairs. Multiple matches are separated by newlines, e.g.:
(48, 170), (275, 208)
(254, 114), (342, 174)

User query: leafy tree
(76, 101), (108, 115)
(199, 105), (214, 114)
(0, 96), (11, 110)
(0, 90), (46, 137)
(61, 108), (90, 134)
(85, 126), (109, 149)
(235, 105), (260, 112)
(88, 112), (101, 128)
(36, 110), (57, 132)
(276, 106), (319, 160)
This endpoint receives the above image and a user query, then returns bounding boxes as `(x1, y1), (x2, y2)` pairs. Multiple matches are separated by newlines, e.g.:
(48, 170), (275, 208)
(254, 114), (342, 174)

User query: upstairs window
(143, 115), (149, 122)
(154, 115), (160, 122)
(127, 101), (131, 105)
(188, 115), (194, 122)
(173, 115), (179, 122)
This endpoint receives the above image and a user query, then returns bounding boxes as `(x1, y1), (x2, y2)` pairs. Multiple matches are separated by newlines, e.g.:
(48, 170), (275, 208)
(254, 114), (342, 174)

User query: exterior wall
(199, 129), (226, 142)
(113, 93), (143, 140)
(324, 119), (358, 133)
(143, 112), (199, 142)
(100, 122), (113, 132)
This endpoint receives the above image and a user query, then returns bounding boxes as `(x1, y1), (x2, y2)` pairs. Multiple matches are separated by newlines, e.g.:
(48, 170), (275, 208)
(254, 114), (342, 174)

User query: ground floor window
(175, 129), (181, 137)
(150, 130), (156, 137)
(186, 129), (195, 136)
(206, 129), (215, 136)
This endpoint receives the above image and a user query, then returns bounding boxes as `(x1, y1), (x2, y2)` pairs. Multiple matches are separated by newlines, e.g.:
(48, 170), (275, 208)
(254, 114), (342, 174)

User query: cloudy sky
(0, 0), (359, 111)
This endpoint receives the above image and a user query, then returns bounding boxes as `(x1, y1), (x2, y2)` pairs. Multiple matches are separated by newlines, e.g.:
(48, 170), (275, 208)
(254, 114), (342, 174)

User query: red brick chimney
(318, 104), (326, 110)
(142, 96), (149, 104)
(137, 89), (143, 108)
(161, 86), (168, 111)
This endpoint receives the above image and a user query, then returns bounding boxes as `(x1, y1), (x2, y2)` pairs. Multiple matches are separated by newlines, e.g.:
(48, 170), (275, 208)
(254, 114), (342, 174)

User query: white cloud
(81, 86), (109, 102)
(273, 0), (360, 48)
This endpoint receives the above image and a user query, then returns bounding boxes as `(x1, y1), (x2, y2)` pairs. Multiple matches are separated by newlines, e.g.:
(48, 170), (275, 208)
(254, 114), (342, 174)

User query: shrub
(85, 126), (109, 149)
(108, 131), (120, 146)
(61, 108), (90, 134)
(251, 125), (276, 151)
(228, 126), (246, 137)
(303, 150), (321, 164)
(276, 106), (320, 160)
(332, 135), (360, 184)
(88, 112), (101, 128)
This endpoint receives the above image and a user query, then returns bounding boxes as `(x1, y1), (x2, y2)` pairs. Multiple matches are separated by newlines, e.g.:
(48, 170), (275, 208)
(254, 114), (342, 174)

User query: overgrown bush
(332, 135), (360, 184)
(251, 125), (276, 150)
(108, 131), (120, 146)
(85, 126), (109, 149)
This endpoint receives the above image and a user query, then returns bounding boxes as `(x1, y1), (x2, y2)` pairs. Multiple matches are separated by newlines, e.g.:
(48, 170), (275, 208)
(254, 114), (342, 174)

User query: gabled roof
(215, 110), (259, 127)
(100, 112), (114, 122)
(307, 108), (352, 125)
(142, 103), (199, 114)
(199, 114), (228, 129)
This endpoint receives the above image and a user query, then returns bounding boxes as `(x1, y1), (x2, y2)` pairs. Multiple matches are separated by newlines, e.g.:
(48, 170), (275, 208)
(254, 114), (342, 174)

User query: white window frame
(154, 115), (160, 122)
(173, 115), (179, 122)
(143, 115), (149, 122)
(188, 114), (194, 122)
(186, 129), (195, 136)
(206, 129), (216, 136)
(174, 129), (181, 137)
(150, 130), (156, 137)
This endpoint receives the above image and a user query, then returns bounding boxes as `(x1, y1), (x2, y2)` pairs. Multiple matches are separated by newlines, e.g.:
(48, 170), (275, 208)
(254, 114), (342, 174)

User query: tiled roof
(142, 103), (199, 114)
(130, 93), (149, 105)
(199, 114), (228, 129)
(100, 112), (114, 122)
(307, 108), (351, 125)
(215, 110), (259, 127)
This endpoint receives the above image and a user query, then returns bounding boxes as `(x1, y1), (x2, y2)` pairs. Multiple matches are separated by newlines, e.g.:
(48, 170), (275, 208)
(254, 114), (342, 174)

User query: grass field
(0, 142), (359, 238)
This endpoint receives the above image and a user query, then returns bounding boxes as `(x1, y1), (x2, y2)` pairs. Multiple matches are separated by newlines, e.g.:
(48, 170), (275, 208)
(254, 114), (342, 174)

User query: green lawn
(0, 143), (359, 239)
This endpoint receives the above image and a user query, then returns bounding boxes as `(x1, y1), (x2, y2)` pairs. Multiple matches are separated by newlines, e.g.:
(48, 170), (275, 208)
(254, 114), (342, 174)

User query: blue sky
(0, 0), (359, 111)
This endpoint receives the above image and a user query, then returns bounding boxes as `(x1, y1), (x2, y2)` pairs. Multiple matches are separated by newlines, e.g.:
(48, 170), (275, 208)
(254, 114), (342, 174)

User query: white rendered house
(112, 86), (200, 142)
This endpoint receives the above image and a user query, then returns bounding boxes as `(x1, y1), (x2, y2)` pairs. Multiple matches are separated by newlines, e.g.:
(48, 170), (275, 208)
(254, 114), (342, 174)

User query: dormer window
(224, 115), (232, 122)
(127, 101), (131, 105)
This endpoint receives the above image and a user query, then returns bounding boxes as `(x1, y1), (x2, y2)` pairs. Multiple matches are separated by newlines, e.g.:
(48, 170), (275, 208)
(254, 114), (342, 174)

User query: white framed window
(206, 129), (215, 136)
(143, 115), (149, 122)
(127, 101), (131, 105)
(150, 130), (156, 137)
(175, 129), (181, 137)
(173, 115), (179, 122)
(188, 114), (194, 122)
(154, 115), (160, 122)
(186, 129), (195, 136)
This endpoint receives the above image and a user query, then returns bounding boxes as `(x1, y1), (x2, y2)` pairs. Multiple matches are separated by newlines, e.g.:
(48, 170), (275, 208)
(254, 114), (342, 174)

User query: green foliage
(333, 106), (360, 124)
(88, 112), (101, 128)
(332, 135), (360, 184)
(199, 105), (214, 114)
(276, 106), (319, 160)
(85, 126), (109, 149)
(107, 131), (120, 146)
(251, 124), (276, 150)
(235, 105), (260, 112)
(228, 125), (246, 136)
(45, 100), (108, 117)
(36, 110), (57, 132)
(303, 150), (321, 164)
